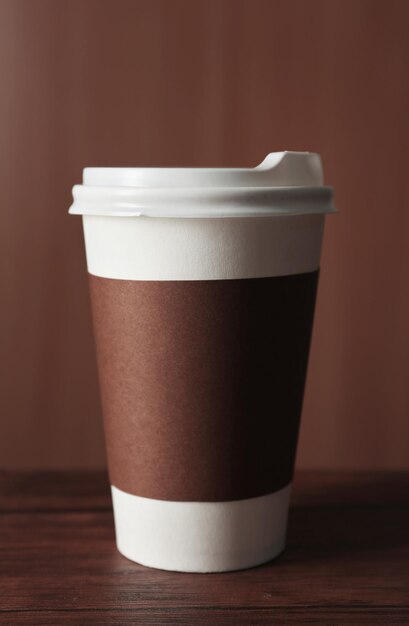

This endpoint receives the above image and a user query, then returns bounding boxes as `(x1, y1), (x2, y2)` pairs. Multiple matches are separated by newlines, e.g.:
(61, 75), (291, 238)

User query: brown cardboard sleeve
(89, 272), (318, 502)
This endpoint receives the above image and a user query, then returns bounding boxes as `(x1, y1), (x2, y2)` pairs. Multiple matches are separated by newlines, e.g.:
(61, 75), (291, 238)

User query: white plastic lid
(69, 151), (335, 218)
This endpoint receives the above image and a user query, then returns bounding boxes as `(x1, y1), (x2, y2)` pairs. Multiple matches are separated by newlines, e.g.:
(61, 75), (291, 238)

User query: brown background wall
(1, 0), (408, 470)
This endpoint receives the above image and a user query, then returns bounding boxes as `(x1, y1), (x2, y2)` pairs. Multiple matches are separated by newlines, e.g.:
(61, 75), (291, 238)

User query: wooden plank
(1, 471), (408, 625)
(1, 608), (409, 625)
(1, 508), (408, 610)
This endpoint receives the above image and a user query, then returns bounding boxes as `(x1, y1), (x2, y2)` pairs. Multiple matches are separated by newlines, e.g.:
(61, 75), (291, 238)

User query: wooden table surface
(1, 471), (408, 625)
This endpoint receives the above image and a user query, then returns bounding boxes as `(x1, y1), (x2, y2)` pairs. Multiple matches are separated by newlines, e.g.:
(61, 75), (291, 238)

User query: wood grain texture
(2, 610), (409, 626)
(1, 471), (408, 624)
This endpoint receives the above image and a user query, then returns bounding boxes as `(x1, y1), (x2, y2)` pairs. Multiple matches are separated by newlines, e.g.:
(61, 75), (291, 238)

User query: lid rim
(69, 185), (335, 218)
(69, 152), (336, 218)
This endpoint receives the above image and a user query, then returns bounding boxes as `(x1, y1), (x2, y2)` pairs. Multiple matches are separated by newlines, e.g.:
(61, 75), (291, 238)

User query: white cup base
(111, 484), (291, 573)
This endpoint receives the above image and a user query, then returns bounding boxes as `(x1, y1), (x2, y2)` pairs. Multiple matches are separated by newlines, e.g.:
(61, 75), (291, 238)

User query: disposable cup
(69, 152), (335, 572)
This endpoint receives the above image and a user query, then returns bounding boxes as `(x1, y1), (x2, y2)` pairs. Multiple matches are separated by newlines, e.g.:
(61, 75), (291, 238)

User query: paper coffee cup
(69, 152), (335, 572)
